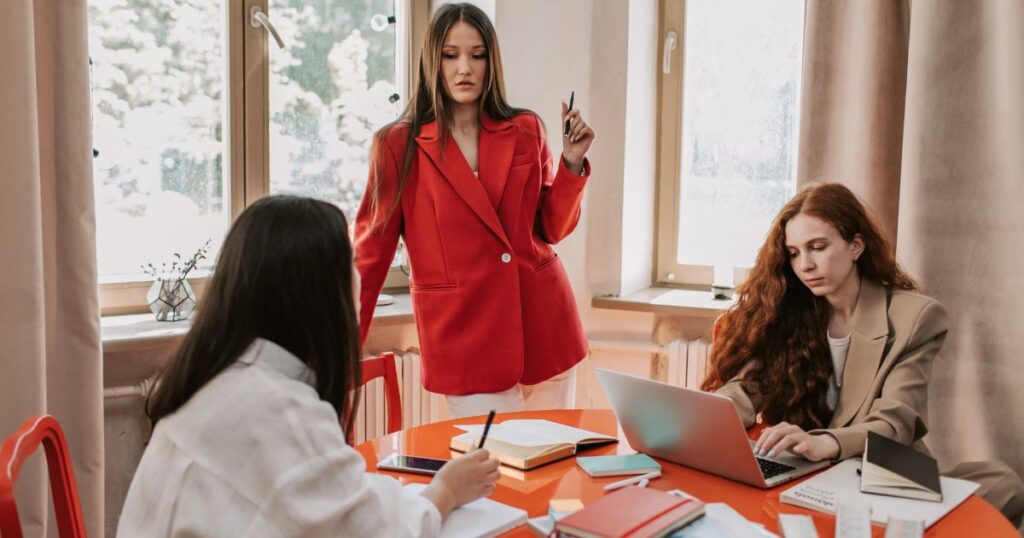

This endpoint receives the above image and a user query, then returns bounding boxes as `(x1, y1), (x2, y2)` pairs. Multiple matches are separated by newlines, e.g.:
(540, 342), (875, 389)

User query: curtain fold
(0, 0), (104, 536)
(799, 0), (1024, 484)
(797, 0), (910, 236)
(897, 0), (1024, 477)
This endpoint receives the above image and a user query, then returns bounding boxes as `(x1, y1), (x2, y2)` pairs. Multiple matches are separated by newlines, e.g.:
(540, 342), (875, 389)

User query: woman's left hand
(560, 101), (595, 175)
(754, 422), (840, 463)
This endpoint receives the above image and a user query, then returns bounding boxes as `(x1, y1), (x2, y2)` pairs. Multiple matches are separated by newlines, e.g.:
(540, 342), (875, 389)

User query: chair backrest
(358, 352), (402, 438)
(0, 415), (87, 538)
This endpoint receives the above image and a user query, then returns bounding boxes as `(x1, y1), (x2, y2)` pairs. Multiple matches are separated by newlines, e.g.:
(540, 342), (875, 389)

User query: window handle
(250, 6), (285, 49)
(663, 31), (678, 74)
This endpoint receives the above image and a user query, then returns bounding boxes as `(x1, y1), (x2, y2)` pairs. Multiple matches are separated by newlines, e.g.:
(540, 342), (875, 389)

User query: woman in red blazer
(354, 3), (594, 417)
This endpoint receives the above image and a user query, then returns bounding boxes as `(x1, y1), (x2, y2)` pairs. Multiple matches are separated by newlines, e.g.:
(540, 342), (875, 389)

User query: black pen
(564, 90), (574, 136)
(478, 409), (497, 449)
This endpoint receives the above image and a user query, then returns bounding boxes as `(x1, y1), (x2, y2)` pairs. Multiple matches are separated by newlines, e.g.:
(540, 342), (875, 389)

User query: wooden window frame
(98, 0), (428, 315)
(655, 0), (714, 288)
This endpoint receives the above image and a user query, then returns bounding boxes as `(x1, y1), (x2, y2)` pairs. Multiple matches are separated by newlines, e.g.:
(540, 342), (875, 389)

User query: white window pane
(89, 0), (228, 282)
(676, 0), (804, 268)
(268, 0), (399, 222)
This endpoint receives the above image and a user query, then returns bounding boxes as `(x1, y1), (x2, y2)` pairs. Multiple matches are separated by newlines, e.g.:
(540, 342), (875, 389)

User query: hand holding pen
(561, 90), (595, 175)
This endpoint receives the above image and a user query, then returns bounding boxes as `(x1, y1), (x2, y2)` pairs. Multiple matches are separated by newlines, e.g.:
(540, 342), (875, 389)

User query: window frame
(654, 0), (799, 288)
(97, 0), (427, 315)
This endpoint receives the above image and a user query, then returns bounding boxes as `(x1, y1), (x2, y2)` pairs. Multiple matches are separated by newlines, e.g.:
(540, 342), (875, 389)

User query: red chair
(359, 352), (403, 436)
(0, 415), (87, 538)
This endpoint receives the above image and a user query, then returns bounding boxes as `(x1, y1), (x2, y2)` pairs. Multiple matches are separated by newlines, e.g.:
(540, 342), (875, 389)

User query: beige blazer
(717, 279), (948, 460)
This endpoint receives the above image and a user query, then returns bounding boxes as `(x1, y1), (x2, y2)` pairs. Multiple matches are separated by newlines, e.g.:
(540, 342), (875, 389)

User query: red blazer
(355, 112), (589, 395)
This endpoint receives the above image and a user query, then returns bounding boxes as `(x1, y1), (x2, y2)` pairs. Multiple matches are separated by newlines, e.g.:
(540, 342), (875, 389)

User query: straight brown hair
(368, 2), (533, 230)
(147, 195), (362, 437)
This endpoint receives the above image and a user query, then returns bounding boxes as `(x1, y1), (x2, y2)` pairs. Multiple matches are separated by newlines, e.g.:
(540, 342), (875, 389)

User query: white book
(405, 483), (527, 538)
(780, 460), (979, 528)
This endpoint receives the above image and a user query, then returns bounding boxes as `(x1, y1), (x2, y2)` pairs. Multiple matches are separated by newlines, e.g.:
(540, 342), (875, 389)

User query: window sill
(591, 286), (734, 317)
(101, 293), (415, 348)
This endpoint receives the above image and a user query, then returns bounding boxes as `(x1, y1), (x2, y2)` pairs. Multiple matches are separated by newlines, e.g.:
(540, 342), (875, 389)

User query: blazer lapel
(831, 279), (890, 427)
(477, 113), (517, 209)
(415, 120), (511, 248)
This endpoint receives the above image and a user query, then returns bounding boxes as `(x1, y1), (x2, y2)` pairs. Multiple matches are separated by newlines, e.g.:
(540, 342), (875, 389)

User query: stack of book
(553, 486), (705, 538)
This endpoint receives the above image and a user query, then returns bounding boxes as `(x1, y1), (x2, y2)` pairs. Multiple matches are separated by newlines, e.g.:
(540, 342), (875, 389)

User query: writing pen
(564, 90), (574, 136)
(603, 470), (662, 492)
(478, 409), (496, 449)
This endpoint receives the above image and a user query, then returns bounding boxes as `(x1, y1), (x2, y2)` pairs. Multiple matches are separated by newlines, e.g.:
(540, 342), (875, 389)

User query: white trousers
(445, 367), (577, 419)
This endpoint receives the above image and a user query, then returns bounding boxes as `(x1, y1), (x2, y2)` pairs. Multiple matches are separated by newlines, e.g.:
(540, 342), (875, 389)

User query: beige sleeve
(714, 361), (763, 428)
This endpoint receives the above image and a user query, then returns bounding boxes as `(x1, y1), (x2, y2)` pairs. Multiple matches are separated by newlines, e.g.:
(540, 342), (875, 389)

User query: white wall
(496, 0), (661, 311)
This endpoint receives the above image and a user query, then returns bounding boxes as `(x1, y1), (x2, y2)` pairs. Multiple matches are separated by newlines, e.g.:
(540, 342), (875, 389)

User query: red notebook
(555, 486), (705, 538)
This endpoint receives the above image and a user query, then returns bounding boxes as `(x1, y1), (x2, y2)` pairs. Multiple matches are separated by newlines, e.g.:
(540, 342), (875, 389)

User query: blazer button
(501, 253), (512, 263)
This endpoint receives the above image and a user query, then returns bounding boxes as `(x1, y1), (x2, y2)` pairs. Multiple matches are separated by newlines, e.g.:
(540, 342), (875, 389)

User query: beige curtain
(799, 0), (1024, 484)
(0, 1), (104, 537)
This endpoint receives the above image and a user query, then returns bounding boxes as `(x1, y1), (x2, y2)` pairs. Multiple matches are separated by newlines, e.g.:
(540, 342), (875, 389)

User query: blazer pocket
(410, 282), (457, 292)
(532, 254), (558, 271)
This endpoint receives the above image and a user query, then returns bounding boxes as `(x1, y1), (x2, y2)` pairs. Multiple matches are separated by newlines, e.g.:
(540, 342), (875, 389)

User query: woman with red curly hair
(703, 182), (1023, 525)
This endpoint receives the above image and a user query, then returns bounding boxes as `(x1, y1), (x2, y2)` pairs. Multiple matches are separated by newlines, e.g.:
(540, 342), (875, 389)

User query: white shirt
(826, 332), (852, 411)
(117, 338), (441, 537)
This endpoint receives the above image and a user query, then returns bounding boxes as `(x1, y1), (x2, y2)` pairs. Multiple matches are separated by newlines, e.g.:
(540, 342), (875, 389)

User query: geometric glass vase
(146, 278), (197, 322)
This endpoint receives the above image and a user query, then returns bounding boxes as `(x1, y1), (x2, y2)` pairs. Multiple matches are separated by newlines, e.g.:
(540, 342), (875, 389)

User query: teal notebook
(575, 453), (661, 477)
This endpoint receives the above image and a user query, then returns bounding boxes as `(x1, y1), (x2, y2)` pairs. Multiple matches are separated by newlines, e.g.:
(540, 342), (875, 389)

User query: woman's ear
(851, 233), (865, 261)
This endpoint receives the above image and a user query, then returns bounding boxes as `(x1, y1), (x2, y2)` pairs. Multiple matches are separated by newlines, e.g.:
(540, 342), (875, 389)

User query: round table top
(355, 409), (1016, 537)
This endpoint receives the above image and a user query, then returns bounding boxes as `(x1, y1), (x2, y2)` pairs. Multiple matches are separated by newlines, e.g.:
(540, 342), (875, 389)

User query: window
(656, 0), (805, 286)
(89, 0), (422, 314)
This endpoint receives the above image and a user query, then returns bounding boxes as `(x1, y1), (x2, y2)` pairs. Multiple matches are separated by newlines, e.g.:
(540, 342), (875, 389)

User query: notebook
(577, 454), (662, 477)
(555, 486), (705, 538)
(404, 483), (528, 537)
(450, 419), (617, 470)
(860, 432), (942, 502)
(780, 460), (979, 528)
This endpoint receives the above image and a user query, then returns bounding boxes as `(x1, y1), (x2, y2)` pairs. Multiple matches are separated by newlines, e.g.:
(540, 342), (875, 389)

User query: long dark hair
(147, 195), (362, 437)
(702, 182), (917, 429)
(368, 2), (533, 230)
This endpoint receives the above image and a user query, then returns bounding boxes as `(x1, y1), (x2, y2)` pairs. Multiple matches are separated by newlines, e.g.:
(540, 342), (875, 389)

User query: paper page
(780, 460), (980, 528)
(454, 419), (611, 448)
(405, 483), (528, 538)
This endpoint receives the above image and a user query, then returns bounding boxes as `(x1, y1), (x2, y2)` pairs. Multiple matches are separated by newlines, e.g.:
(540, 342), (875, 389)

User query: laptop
(596, 368), (830, 488)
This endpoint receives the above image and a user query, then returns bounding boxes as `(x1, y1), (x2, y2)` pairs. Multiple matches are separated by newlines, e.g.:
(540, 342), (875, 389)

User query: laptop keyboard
(756, 457), (797, 479)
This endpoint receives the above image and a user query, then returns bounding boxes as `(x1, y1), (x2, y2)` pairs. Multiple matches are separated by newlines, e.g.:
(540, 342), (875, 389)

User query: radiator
(351, 349), (449, 445)
(662, 338), (712, 390)
(579, 337), (712, 410)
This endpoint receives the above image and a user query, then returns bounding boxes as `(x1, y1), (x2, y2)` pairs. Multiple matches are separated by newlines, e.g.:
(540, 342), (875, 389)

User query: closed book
(860, 432), (942, 502)
(576, 454), (661, 477)
(450, 419), (617, 471)
(555, 486), (704, 538)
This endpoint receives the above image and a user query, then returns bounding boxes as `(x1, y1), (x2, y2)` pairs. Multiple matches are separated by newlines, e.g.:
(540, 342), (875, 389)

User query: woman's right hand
(420, 449), (500, 519)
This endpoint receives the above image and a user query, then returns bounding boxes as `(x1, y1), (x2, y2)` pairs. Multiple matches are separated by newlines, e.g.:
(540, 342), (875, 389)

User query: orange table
(356, 409), (1016, 537)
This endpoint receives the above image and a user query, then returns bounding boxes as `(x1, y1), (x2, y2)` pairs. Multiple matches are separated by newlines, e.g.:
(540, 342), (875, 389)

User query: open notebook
(450, 419), (617, 470)
(781, 459), (979, 528)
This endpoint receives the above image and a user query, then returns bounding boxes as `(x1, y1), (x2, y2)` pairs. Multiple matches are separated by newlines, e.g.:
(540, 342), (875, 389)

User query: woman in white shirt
(118, 195), (500, 537)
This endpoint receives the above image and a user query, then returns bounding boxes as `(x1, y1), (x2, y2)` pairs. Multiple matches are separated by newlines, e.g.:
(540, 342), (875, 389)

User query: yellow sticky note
(549, 498), (584, 513)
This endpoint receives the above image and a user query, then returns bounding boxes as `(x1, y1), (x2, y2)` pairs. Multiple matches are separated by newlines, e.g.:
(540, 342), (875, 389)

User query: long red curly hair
(701, 182), (918, 429)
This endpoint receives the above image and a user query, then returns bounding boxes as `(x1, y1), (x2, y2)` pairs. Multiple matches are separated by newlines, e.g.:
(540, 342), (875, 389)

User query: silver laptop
(597, 368), (829, 488)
